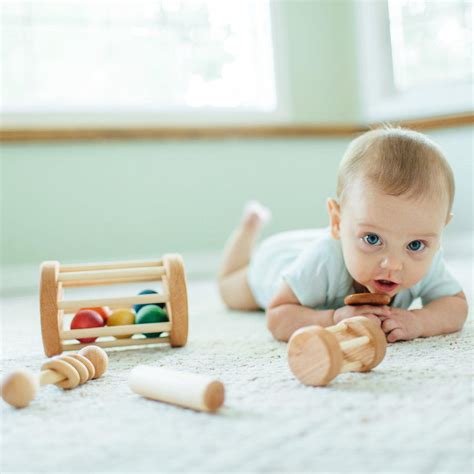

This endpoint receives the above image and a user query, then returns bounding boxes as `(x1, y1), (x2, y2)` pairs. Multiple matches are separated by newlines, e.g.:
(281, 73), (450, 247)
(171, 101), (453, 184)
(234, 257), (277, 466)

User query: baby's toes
(242, 200), (272, 228)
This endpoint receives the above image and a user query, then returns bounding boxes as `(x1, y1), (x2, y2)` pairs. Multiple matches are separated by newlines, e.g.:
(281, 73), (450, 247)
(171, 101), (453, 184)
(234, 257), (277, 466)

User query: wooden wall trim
(0, 113), (472, 143)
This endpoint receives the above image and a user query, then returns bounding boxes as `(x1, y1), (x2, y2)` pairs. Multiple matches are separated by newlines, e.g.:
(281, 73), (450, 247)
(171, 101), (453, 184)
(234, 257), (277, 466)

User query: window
(1, 0), (277, 123)
(355, 0), (473, 122)
(388, 0), (473, 91)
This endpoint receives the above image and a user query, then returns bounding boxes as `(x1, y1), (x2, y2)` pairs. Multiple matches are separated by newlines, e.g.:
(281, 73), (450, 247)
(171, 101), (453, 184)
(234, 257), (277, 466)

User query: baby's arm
(382, 291), (468, 342)
(266, 283), (334, 342)
(266, 282), (390, 342)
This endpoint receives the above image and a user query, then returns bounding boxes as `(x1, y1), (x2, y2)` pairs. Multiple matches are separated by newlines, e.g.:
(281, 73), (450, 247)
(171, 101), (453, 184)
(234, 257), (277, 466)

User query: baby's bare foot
(242, 200), (272, 229)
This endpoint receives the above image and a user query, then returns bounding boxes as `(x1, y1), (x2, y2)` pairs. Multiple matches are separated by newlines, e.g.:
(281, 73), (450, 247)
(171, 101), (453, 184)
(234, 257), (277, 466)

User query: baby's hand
(380, 308), (422, 342)
(333, 305), (391, 327)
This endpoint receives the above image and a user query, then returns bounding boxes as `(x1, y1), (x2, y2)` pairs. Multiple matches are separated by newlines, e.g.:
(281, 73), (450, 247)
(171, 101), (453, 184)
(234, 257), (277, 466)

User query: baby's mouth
(372, 279), (400, 293)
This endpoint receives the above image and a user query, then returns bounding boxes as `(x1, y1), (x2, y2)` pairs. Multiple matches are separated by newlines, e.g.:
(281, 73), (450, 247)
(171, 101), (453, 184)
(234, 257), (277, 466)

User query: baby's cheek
(343, 248), (371, 281)
(404, 260), (432, 286)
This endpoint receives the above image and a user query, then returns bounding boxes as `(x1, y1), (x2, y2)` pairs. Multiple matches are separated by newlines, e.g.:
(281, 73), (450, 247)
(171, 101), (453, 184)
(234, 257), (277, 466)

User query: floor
(0, 257), (473, 473)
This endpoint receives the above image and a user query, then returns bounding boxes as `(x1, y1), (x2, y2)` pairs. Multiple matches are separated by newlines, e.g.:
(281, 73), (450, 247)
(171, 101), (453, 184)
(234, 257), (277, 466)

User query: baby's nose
(380, 255), (403, 271)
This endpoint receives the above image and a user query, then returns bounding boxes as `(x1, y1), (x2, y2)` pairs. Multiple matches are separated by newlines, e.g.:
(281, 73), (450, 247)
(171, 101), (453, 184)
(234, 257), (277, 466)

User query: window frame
(354, 0), (473, 123)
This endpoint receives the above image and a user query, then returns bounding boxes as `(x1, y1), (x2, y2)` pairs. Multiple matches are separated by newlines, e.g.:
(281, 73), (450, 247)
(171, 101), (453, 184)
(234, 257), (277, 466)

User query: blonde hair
(337, 126), (455, 214)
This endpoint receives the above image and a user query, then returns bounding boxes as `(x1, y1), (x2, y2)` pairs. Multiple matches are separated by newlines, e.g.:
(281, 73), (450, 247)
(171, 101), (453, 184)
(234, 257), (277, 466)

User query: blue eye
(407, 240), (425, 252)
(363, 233), (382, 246)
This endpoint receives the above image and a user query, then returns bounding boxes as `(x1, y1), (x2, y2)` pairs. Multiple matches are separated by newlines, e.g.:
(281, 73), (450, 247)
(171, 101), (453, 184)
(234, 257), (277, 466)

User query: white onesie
(247, 227), (462, 310)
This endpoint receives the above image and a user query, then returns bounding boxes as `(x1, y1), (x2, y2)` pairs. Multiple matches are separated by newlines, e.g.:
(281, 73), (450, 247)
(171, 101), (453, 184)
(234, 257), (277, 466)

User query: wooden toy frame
(40, 254), (188, 356)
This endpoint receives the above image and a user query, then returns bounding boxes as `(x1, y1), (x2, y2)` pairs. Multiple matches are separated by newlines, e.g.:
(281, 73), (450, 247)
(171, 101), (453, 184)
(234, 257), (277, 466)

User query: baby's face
(336, 179), (449, 296)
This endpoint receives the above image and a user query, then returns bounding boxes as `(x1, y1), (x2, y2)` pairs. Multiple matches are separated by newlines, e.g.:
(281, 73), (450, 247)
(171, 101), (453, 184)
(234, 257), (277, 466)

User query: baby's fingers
(382, 318), (399, 334)
(387, 328), (406, 343)
(355, 305), (391, 317)
(362, 314), (382, 327)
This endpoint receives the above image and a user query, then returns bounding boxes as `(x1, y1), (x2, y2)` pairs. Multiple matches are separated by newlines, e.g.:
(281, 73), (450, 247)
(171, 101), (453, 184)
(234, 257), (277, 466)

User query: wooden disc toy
(1, 346), (108, 408)
(40, 254), (188, 356)
(344, 292), (391, 306)
(288, 316), (387, 386)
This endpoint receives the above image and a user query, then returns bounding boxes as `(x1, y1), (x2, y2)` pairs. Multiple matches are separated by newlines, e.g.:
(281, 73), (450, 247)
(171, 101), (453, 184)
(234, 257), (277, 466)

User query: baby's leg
(218, 201), (271, 310)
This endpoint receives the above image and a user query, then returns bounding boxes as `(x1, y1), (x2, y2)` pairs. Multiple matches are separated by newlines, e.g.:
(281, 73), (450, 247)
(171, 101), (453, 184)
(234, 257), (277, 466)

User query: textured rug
(1, 270), (473, 473)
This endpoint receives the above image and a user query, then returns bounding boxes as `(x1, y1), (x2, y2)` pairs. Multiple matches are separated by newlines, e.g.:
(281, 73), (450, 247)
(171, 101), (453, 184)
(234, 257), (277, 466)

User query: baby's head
(328, 126), (455, 296)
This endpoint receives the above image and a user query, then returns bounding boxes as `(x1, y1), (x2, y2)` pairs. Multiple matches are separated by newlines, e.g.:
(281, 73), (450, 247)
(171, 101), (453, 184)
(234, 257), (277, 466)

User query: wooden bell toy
(288, 316), (387, 386)
(1, 346), (108, 408)
(40, 254), (188, 356)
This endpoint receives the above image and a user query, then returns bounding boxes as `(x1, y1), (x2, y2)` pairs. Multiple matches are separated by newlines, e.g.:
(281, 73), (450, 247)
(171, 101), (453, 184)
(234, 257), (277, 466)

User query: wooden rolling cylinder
(40, 254), (188, 356)
(288, 316), (387, 386)
(1, 346), (108, 408)
(129, 365), (225, 412)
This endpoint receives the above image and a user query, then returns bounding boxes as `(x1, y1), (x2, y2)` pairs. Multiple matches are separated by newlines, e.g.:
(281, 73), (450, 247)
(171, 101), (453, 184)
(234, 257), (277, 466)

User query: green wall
(1, 127), (472, 267)
(274, 0), (359, 123)
(0, 137), (345, 264)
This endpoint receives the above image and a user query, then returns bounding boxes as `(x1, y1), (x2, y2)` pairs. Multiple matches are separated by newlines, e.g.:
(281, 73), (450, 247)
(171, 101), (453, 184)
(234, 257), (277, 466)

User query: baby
(217, 126), (468, 342)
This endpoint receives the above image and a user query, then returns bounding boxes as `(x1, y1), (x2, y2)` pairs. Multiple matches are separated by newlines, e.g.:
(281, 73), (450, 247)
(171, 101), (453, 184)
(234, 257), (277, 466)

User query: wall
(273, 0), (360, 123)
(1, 126), (472, 269)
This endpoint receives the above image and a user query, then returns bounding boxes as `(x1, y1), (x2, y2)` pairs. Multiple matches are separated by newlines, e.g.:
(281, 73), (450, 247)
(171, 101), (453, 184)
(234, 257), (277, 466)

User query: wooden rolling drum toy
(288, 316), (387, 386)
(40, 254), (188, 356)
(1, 346), (108, 408)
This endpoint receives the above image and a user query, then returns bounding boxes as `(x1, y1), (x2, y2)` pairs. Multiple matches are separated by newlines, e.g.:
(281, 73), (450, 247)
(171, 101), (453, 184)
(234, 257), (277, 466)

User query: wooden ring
(344, 293), (391, 306)
(41, 358), (80, 389)
(60, 356), (89, 384)
(70, 354), (95, 381)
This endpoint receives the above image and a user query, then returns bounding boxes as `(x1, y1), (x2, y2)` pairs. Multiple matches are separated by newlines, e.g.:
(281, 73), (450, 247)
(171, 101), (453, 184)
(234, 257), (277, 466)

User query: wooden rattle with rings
(288, 293), (390, 386)
(1, 346), (108, 408)
(40, 254), (188, 356)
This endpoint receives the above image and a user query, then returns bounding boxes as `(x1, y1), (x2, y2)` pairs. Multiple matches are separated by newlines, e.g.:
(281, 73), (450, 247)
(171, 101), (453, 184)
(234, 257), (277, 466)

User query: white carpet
(1, 264), (473, 473)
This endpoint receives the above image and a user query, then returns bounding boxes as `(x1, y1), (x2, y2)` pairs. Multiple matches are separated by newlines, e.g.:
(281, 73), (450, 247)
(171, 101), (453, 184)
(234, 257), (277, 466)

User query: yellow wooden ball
(107, 308), (135, 339)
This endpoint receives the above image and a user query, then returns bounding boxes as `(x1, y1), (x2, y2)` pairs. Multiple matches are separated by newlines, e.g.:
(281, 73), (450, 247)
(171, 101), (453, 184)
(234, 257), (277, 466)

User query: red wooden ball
(71, 309), (105, 343)
(80, 306), (110, 323)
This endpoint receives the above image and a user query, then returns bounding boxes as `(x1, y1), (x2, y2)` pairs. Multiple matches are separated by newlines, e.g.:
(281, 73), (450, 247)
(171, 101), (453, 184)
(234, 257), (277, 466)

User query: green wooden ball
(136, 305), (169, 338)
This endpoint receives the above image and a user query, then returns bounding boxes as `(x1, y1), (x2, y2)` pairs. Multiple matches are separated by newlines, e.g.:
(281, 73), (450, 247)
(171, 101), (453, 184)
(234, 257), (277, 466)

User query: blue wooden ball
(134, 289), (166, 313)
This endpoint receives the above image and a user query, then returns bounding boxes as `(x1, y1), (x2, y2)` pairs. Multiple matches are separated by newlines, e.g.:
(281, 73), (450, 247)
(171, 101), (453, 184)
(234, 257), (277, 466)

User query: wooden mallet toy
(288, 316), (387, 386)
(40, 254), (188, 356)
(1, 346), (108, 408)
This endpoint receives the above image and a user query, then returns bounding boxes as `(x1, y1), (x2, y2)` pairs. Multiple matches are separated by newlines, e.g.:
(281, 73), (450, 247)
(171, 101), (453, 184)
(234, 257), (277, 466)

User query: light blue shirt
(247, 228), (462, 310)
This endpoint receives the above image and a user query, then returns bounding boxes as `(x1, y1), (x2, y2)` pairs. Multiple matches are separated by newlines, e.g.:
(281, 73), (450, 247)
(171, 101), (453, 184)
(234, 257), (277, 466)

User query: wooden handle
(129, 365), (225, 412)
(60, 260), (163, 272)
(58, 293), (168, 312)
(58, 266), (166, 283)
(39, 369), (66, 386)
(60, 322), (171, 339)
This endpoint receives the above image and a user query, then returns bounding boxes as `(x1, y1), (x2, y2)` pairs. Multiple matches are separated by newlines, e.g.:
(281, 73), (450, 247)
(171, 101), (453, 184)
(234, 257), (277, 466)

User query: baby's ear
(445, 212), (454, 225)
(326, 198), (341, 239)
